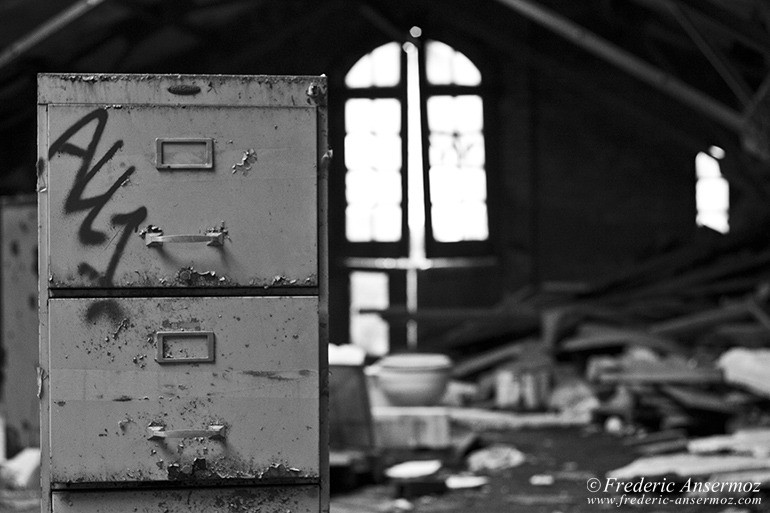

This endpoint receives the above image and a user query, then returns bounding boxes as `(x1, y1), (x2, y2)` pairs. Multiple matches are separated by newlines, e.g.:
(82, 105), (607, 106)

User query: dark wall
(533, 75), (697, 283)
(0, 0), (731, 346)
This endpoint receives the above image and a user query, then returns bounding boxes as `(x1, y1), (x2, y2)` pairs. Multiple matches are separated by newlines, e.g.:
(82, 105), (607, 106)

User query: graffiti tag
(49, 108), (147, 286)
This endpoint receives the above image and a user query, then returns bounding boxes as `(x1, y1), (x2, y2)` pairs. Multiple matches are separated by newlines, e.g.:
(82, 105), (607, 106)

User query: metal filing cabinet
(38, 74), (329, 512)
(1, 196), (40, 451)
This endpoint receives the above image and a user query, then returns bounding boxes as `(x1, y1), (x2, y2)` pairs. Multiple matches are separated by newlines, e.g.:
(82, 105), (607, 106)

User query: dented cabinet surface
(52, 486), (320, 512)
(49, 297), (319, 484)
(46, 103), (317, 289)
(39, 74), (328, 513)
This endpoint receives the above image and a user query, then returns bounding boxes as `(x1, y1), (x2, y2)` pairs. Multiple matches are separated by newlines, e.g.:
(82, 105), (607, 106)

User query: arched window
(343, 40), (488, 248)
(340, 37), (490, 355)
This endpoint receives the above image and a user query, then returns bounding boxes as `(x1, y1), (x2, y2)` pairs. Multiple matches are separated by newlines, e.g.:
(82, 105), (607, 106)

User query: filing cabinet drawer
(52, 486), (320, 512)
(46, 103), (318, 288)
(48, 296), (319, 485)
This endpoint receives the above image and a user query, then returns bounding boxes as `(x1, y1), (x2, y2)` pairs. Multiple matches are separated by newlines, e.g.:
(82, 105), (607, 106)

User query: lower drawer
(52, 486), (320, 512)
(48, 296), (320, 485)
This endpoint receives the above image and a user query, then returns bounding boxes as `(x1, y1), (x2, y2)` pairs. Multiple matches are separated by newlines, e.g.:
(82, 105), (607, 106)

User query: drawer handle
(147, 425), (226, 440)
(144, 231), (225, 247)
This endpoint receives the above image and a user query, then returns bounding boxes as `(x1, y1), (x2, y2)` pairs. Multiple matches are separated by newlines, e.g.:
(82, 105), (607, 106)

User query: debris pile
(331, 227), (770, 508)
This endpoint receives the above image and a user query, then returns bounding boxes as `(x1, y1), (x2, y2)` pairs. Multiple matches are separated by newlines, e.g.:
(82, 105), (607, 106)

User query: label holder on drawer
(156, 330), (215, 364)
(155, 138), (214, 170)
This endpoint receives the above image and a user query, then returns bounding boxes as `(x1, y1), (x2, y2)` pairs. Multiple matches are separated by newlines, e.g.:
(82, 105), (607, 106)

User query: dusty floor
(331, 426), (770, 513)
(3, 427), (768, 512)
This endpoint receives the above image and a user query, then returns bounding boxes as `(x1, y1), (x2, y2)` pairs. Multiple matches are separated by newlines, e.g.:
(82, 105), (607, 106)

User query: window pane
(350, 272), (389, 356)
(346, 203), (402, 242)
(345, 133), (401, 171)
(345, 98), (400, 134)
(452, 51), (482, 86)
(346, 169), (402, 242)
(696, 151), (721, 178)
(372, 204), (402, 241)
(696, 178), (729, 212)
(431, 204), (465, 242)
(695, 151), (729, 234)
(429, 133), (485, 168)
(426, 40), (481, 86)
(346, 42), (400, 88)
(462, 202), (490, 239)
(346, 204), (373, 242)
(427, 95), (488, 242)
(426, 41), (453, 85)
(345, 97), (403, 242)
(427, 95), (483, 133)
(696, 211), (729, 234)
(432, 201), (489, 242)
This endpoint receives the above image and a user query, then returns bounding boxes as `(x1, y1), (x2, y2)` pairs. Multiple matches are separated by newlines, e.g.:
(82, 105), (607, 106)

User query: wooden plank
(598, 367), (723, 385)
(451, 337), (538, 378)
(448, 407), (591, 430)
(359, 307), (539, 324)
(689, 429), (770, 456)
(649, 301), (751, 337)
(560, 329), (683, 354)
(609, 454), (770, 479)
(371, 407), (451, 449)
(660, 385), (739, 414)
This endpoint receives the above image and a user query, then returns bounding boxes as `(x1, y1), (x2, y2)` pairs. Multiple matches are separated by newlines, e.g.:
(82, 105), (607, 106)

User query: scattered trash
(0, 448), (41, 489)
(389, 498), (414, 511)
(444, 474), (490, 490)
(385, 460), (442, 480)
(467, 444), (526, 473)
(529, 474), (555, 486)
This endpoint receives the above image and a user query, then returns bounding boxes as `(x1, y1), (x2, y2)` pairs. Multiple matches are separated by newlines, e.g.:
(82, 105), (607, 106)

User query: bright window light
(349, 272), (389, 356)
(695, 151), (729, 233)
(343, 41), (488, 245)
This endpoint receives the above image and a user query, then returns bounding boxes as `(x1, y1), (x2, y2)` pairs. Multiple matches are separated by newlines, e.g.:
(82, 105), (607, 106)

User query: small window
(695, 147), (728, 234)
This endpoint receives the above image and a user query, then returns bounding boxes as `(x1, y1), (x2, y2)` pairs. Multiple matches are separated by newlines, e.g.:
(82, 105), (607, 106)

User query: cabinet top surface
(38, 73), (328, 107)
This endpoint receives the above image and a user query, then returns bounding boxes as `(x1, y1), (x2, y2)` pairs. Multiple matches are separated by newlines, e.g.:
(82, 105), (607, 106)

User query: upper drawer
(45, 103), (318, 288)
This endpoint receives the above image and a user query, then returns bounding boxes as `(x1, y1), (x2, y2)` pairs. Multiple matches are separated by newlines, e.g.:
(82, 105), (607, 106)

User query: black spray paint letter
(49, 108), (147, 286)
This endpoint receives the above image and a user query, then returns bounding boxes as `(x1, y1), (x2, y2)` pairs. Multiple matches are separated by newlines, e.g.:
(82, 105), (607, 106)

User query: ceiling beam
(0, 0), (110, 72)
(668, 3), (753, 107)
(637, 0), (770, 58)
(429, 3), (712, 152)
(359, 3), (419, 46)
(494, 0), (744, 131)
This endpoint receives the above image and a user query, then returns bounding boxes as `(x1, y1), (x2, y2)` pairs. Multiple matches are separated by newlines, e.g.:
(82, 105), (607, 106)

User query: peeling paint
(174, 266), (232, 287)
(112, 318), (130, 339)
(231, 148), (257, 175)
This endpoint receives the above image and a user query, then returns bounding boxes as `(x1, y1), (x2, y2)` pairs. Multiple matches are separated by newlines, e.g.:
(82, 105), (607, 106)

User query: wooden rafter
(0, 0), (111, 72)
(643, 0), (770, 58)
(494, 0), (744, 131)
(668, 3), (753, 107)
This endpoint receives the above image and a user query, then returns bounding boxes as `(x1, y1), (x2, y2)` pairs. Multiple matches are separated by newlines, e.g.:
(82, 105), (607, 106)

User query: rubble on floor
(332, 228), (770, 510)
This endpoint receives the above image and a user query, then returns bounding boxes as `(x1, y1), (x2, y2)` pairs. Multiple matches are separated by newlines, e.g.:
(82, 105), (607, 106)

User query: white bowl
(375, 353), (452, 406)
